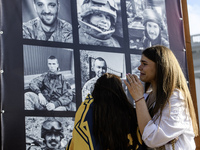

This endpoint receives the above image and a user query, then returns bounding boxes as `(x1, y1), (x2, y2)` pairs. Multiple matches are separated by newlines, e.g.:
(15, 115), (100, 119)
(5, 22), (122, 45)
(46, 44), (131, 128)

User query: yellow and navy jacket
(66, 94), (145, 150)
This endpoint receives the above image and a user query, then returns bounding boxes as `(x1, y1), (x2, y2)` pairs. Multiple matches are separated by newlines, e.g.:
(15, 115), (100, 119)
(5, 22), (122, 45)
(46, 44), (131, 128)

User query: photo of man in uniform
(82, 57), (107, 101)
(126, 0), (169, 49)
(24, 55), (75, 111)
(26, 117), (74, 150)
(78, 0), (122, 47)
(142, 9), (169, 48)
(23, 0), (73, 43)
(80, 50), (126, 102)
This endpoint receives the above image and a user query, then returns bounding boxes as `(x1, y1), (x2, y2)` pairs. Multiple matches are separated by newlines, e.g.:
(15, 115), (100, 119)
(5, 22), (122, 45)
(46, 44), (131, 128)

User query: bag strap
(170, 138), (177, 150)
(157, 138), (178, 150)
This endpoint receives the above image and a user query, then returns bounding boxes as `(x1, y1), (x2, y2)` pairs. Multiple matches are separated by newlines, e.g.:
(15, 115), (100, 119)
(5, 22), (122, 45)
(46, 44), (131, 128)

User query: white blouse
(142, 89), (196, 150)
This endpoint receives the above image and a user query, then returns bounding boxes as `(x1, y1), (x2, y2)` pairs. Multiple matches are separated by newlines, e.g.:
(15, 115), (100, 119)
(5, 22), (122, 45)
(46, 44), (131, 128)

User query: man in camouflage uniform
(78, 0), (120, 47)
(82, 57), (107, 101)
(23, 0), (72, 43)
(25, 56), (75, 111)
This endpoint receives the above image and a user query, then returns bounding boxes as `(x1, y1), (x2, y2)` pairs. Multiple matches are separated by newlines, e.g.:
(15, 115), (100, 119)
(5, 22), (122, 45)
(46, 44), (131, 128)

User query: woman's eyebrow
(140, 60), (147, 63)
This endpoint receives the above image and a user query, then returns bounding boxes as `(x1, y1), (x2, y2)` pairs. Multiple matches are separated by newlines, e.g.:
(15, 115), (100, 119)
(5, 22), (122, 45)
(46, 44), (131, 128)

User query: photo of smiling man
(142, 9), (169, 49)
(126, 0), (170, 49)
(22, 0), (73, 43)
(77, 0), (123, 47)
(25, 117), (74, 150)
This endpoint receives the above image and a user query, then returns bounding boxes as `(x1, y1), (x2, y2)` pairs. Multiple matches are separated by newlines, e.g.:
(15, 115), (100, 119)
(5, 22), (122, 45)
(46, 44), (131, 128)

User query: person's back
(67, 73), (145, 150)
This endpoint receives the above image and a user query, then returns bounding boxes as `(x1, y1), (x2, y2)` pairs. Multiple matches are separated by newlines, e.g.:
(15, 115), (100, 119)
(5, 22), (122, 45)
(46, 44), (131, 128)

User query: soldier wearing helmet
(41, 118), (65, 150)
(28, 118), (66, 150)
(142, 9), (169, 48)
(78, 0), (121, 47)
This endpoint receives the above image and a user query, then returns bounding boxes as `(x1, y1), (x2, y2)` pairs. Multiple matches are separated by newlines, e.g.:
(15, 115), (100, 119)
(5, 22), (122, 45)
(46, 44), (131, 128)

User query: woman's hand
(124, 74), (151, 135)
(124, 74), (144, 101)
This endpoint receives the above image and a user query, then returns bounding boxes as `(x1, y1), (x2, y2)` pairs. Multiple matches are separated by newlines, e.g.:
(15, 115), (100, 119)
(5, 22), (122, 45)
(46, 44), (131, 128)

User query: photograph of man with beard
(82, 57), (107, 101)
(26, 117), (74, 150)
(77, 0), (122, 47)
(80, 50), (126, 102)
(22, 0), (73, 43)
(142, 9), (169, 49)
(126, 0), (170, 50)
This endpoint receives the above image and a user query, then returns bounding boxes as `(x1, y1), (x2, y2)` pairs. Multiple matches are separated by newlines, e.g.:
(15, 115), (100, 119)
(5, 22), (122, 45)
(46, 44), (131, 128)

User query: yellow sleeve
(66, 94), (94, 150)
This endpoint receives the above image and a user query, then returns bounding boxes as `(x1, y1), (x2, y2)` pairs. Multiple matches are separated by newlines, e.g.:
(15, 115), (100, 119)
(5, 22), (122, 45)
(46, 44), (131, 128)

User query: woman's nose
(138, 65), (142, 71)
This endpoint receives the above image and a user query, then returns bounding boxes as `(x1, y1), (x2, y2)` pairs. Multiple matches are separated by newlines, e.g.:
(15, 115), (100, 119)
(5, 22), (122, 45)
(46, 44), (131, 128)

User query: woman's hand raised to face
(124, 74), (144, 101)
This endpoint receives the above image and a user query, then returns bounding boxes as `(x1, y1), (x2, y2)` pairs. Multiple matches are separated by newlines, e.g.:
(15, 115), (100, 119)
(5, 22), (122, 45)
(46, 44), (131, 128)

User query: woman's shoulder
(170, 89), (184, 101)
(165, 89), (185, 111)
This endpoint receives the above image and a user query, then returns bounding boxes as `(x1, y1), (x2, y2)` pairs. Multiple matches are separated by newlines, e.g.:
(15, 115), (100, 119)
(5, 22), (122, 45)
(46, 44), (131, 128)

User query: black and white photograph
(25, 116), (74, 150)
(22, 0), (73, 43)
(77, 0), (123, 47)
(126, 0), (170, 50)
(130, 54), (141, 77)
(24, 45), (76, 111)
(129, 54), (146, 105)
(2, 0), (200, 148)
(80, 50), (126, 101)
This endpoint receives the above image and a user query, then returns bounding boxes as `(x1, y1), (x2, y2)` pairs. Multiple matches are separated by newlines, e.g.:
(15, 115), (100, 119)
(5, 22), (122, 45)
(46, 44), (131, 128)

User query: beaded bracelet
(135, 96), (144, 103)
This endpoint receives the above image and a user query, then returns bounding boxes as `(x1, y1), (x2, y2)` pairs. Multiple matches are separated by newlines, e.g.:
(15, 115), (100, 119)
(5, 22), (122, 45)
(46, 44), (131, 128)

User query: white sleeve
(142, 90), (190, 148)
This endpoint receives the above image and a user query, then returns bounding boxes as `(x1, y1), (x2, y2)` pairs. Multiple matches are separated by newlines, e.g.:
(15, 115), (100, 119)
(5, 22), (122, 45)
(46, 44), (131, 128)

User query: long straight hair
(92, 73), (139, 150)
(143, 45), (198, 136)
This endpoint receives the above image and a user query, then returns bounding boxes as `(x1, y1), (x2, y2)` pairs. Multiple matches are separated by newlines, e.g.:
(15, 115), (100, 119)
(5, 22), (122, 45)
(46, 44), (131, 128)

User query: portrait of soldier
(82, 57), (107, 101)
(126, 0), (169, 49)
(23, 0), (73, 43)
(142, 9), (169, 48)
(27, 118), (67, 150)
(78, 0), (121, 47)
(24, 55), (75, 111)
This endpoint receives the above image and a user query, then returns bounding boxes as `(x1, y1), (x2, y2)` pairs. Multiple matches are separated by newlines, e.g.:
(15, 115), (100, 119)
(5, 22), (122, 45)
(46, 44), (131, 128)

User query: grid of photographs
(22, 0), (169, 149)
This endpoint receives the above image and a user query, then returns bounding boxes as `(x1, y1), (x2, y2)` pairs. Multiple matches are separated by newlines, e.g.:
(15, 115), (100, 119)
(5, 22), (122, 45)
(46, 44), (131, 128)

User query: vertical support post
(181, 0), (200, 148)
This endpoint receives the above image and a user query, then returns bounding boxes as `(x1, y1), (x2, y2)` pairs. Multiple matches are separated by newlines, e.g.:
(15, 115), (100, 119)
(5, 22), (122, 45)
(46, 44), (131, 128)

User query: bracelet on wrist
(135, 96), (144, 103)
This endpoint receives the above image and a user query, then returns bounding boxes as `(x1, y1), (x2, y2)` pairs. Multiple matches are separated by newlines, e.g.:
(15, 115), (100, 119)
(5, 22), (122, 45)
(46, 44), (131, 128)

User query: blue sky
(187, 0), (200, 35)
(187, 0), (200, 6)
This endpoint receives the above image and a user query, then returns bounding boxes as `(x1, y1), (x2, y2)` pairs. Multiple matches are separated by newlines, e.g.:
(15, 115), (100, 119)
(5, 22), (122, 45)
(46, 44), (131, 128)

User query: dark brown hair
(92, 73), (139, 150)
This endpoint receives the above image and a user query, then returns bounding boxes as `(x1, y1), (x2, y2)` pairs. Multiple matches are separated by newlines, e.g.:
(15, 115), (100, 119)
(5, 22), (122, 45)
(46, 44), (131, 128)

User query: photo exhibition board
(0, 0), (188, 149)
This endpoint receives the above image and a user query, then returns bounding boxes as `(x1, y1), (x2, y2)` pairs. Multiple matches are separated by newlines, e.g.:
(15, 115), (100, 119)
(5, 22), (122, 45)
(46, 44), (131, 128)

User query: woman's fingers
(127, 73), (141, 82)
(129, 74), (140, 84)
(125, 73), (144, 100)
(124, 80), (131, 91)
(126, 74), (133, 83)
(127, 74), (136, 83)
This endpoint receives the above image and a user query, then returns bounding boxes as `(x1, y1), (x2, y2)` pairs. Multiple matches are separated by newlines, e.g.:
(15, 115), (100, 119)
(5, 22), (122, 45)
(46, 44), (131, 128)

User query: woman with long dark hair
(125, 45), (198, 149)
(67, 73), (144, 150)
